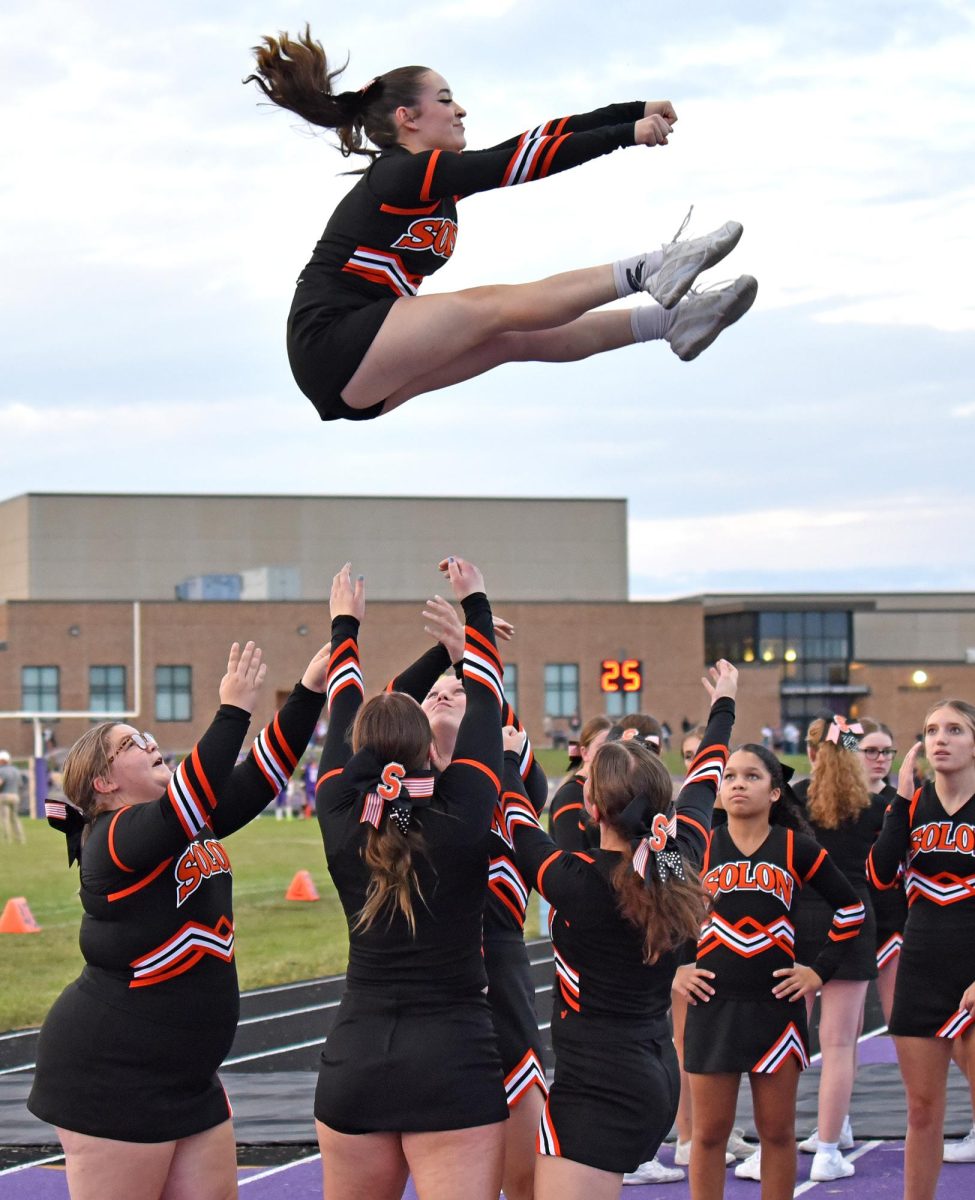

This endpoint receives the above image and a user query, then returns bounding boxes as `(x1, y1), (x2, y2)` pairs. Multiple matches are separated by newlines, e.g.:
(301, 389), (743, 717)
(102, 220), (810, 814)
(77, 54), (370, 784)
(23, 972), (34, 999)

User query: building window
(544, 663), (579, 718)
(605, 689), (641, 718)
(22, 666), (60, 712)
(155, 665), (192, 722)
(89, 665), (126, 713)
(503, 663), (518, 712)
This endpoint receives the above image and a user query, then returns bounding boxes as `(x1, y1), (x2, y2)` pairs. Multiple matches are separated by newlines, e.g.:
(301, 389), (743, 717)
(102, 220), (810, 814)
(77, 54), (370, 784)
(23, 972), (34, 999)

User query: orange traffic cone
(285, 870), (320, 902)
(0, 897), (41, 934)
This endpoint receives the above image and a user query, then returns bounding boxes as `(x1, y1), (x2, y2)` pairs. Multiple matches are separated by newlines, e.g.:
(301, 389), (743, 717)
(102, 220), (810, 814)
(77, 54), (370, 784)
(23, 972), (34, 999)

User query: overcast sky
(3, 0), (973, 597)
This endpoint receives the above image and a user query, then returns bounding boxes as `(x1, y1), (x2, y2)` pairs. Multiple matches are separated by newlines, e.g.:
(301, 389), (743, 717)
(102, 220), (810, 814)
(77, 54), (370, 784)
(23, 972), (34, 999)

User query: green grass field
(0, 818), (352, 1030)
(0, 748), (816, 1031)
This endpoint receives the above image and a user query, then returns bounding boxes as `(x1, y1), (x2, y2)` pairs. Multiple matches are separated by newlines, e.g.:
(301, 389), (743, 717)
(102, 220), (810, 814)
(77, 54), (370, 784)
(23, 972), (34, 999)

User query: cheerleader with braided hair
(244, 27), (756, 425)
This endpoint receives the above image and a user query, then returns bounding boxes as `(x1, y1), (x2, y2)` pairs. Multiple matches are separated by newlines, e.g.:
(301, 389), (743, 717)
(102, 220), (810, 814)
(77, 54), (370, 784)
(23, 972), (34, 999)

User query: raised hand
(701, 659), (738, 704)
(330, 562), (365, 622)
(219, 641), (268, 713)
(301, 641), (331, 694)
(502, 725), (527, 756)
(898, 742), (923, 798)
(437, 556), (485, 602)
(422, 594), (465, 663)
(492, 616), (515, 642)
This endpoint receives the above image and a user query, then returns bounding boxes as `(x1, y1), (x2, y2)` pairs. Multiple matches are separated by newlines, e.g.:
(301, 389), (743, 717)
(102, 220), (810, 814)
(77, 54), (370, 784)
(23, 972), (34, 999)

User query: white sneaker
(622, 1156), (685, 1185)
(734, 1149), (761, 1181)
(944, 1125), (975, 1162)
(674, 1138), (734, 1166)
(666, 276), (758, 362)
(646, 211), (744, 309)
(799, 1116), (855, 1153)
(727, 1127), (756, 1159)
(810, 1147), (855, 1181)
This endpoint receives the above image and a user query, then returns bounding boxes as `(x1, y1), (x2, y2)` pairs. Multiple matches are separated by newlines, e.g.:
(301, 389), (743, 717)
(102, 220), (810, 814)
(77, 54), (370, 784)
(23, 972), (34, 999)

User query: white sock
(817, 1141), (839, 1155)
(614, 249), (665, 298)
(630, 304), (676, 343)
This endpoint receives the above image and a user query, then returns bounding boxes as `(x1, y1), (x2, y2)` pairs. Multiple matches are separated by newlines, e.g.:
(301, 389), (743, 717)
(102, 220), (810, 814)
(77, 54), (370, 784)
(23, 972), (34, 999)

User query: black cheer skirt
(889, 925), (975, 1038)
(685, 995), (810, 1075)
(315, 989), (508, 1134)
(539, 1017), (678, 1174)
(27, 980), (235, 1142)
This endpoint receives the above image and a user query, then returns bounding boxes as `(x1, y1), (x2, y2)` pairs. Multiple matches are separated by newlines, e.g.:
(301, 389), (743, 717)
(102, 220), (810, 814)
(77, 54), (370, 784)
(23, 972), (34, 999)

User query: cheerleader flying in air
(245, 28), (758, 423)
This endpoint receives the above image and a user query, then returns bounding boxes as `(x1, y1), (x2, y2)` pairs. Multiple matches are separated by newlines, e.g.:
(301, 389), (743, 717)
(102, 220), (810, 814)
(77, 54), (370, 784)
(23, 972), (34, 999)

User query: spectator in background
(0, 751), (26, 844)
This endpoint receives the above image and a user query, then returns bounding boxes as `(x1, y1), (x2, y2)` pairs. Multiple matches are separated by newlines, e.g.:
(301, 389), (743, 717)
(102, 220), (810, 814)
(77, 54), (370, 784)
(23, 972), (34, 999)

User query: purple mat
(4, 1145), (975, 1199)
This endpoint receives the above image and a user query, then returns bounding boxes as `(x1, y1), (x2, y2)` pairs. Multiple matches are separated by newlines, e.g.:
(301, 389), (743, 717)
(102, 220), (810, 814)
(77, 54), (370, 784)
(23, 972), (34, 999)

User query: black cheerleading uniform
(288, 102), (645, 421)
(498, 697), (735, 1174)
(868, 782), (975, 1038)
(793, 800), (882, 981)
(28, 684), (325, 1142)
(383, 642), (550, 1109)
(313, 594), (509, 1133)
(684, 825), (864, 1076)
(867, 783), (908, 968)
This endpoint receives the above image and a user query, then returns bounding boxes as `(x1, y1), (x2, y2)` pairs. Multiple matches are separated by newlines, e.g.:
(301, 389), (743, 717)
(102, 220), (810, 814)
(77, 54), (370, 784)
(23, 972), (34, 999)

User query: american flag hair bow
(825, 716), (863, 753)
(345, 748), (435, 836)
(44, 797), (87, 866)
(618, 793), (684, 887)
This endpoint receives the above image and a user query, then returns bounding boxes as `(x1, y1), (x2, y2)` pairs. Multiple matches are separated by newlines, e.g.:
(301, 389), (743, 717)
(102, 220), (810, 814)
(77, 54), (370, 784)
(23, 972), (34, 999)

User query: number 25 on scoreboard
(600, 659), (642, 693)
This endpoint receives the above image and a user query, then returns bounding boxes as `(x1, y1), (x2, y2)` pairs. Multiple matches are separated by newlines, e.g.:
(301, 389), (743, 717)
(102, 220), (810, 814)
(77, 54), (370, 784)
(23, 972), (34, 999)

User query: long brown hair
(351, 693), (431, 934)
(805, 716), (871, 828)
(588, 740), (710, 962)
(244, 26), (429, 162)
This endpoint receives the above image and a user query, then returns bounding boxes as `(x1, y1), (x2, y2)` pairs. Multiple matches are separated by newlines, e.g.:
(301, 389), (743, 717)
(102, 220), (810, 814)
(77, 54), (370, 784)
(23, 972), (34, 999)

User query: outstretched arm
(211, 641), (330, 837)
(316, 565), (367, 820)
(436, 557), (504, 833)
(673, 661), (738, 865)
(84, 642), (266, 875)
(372, 104), (675, 206)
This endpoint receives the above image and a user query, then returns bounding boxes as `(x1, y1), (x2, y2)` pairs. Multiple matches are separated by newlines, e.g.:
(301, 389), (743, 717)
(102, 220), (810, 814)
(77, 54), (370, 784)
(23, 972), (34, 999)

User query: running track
(2, 941), (975, 1197)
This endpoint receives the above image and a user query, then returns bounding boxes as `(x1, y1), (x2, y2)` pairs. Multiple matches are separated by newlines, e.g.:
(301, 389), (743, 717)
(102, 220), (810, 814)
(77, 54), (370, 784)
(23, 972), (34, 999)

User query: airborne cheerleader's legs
(341, 256), (757, 415)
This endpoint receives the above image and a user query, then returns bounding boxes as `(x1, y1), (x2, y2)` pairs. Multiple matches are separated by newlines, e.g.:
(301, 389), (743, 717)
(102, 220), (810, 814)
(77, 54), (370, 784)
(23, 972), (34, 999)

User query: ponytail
(244, 26), (430, 162)
(589, 740), (710, 962)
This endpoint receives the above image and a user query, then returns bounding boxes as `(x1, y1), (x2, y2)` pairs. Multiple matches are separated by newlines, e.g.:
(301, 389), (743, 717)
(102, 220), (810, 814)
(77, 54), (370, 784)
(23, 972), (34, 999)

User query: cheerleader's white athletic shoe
(622, 1156), (685, 1184)
(799, 1115), (855, 1152)
(734, 1149), (762, 1181)
(810, 1147), (855, 1181)
(666, 275), (758, 362)
(646, 209), (744, 309)
(943, 1125), (975, 1161)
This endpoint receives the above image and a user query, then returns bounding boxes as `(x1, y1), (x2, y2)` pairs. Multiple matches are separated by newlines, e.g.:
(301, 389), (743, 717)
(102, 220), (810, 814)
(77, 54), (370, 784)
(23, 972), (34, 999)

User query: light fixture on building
(68, 625), (81, 637)
(784, 648), (797, 663)
(743, 648), (755, 663)
(296, 625), (309, 636)
(762, 649), (775, 663)
(911, 669), (928, 686)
